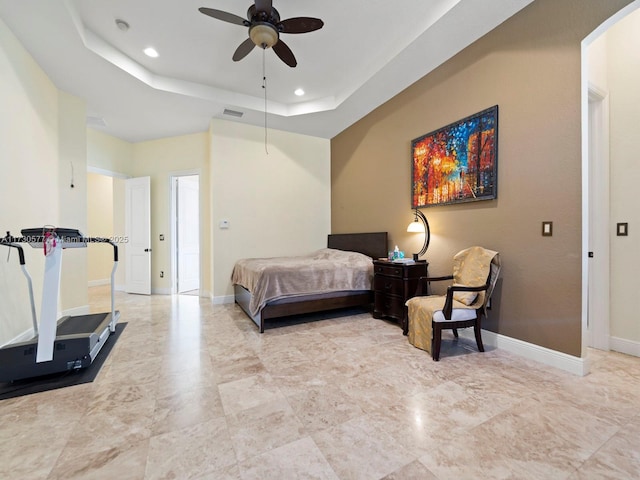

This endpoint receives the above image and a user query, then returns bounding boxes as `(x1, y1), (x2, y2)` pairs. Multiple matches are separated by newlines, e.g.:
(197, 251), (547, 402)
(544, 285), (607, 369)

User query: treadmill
(0, 227), (120, 383)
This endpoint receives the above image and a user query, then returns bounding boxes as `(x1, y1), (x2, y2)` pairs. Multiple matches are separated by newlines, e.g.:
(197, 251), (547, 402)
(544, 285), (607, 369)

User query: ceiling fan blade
(278, 17), (324, 34)
(198, 7), (247, 26)
(272, 39), (297, 67)
(233, 38), (256, 61)
(254, 0), (273, 14)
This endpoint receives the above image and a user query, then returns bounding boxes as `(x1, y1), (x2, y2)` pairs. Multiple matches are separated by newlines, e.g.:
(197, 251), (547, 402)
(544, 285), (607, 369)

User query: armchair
(406, 246), (501, 361)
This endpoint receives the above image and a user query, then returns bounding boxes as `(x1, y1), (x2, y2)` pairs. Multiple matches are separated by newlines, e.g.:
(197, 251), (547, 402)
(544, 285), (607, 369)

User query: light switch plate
(617, 222), (628, 236)
(542, 221), (553, 237)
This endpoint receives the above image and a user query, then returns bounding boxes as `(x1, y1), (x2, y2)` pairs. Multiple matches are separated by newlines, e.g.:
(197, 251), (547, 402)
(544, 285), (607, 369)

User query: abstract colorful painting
(412, 106), (498, 207)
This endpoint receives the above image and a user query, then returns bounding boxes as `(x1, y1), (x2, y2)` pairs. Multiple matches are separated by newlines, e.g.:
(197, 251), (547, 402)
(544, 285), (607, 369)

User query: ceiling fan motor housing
(247, 5), (280, 48)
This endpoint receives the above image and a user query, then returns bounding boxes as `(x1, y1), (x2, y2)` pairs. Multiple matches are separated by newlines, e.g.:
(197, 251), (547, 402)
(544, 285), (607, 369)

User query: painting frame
(411, 105), (498, 208)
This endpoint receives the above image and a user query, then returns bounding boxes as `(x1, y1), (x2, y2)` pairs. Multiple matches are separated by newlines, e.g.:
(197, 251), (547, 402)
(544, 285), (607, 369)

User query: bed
(232, 232), (388, 332)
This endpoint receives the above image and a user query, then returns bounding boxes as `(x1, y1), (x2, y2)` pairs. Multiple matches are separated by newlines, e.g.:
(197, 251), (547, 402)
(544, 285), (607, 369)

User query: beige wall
(0, 19), (88, 344)
(608, 9), (640, 345)
(112, 177), (126, 289)
(131, 132), (210, 295)
(0, 18), (59, 344)
(588, 33), (609, 91)
(87, 173), (114, 283)
(87, 129), (133, 175)
(58, 91), (88, 313)
(87, 121), (331, 302)
(210, 119), (331, 301)
(331, 0), (632, 357)
(86, 130), (132, 289)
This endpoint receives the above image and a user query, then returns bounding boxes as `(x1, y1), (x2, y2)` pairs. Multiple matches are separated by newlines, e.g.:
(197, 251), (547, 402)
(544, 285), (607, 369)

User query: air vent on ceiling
(86, 115), (107, 127)
(223, 109), (244, 118)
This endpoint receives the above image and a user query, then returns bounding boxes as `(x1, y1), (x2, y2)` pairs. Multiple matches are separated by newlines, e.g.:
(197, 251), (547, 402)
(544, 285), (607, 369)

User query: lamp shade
(407, 221), (424, 233)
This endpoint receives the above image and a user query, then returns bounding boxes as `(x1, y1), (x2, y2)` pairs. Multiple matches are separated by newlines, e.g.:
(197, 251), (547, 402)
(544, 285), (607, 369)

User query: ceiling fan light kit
(250, 23), (278, 49)
(199, 0), (324, 67)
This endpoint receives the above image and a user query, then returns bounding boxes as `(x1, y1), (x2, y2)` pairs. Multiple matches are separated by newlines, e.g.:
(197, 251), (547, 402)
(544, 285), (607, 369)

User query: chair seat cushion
(433, 308), (477, 323)
(406, 295), (478, 324)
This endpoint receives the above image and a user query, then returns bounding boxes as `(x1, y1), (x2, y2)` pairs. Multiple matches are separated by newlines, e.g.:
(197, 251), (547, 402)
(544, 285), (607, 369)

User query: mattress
(231, 248), (374, 316)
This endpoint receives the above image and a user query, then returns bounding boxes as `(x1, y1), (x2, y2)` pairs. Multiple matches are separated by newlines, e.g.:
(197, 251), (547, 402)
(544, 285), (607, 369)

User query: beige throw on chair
(406, 246), (499, 353)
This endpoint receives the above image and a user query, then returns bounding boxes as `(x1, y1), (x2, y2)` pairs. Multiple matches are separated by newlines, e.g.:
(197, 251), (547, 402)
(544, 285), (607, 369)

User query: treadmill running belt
(55, 313), (110, 335)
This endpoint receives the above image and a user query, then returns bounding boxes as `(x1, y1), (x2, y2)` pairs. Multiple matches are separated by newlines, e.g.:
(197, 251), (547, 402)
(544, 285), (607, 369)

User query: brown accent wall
(331, 0), (632, 357)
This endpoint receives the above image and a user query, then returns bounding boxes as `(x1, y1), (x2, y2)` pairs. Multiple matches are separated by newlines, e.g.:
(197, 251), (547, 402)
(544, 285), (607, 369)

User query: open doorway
(583, 1), (640, 359)
(171, 174), (200, 295)
(87, 168), (129, 292)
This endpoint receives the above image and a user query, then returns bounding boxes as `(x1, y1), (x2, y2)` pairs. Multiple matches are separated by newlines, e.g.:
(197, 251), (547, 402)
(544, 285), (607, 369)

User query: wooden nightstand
(372, 259), (428, 334)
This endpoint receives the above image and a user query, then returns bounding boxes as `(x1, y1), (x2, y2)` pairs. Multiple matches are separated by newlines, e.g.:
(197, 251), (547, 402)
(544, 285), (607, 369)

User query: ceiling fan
(199, 0), (324, 67)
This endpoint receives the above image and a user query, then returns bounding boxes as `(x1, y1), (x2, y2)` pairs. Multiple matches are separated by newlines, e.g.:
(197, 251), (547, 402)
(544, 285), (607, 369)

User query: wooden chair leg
(432, 323), (442, 361)
(452, 328), (458, 338)
(474, 321), (484, 352)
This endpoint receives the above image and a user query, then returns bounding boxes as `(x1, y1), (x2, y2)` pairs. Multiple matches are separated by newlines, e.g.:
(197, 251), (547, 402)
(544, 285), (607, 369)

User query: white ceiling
(0, 0), (532, 143)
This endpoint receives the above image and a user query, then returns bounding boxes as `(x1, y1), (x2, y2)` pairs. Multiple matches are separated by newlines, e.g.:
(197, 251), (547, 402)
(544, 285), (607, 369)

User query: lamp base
(413, 253), (419, 261)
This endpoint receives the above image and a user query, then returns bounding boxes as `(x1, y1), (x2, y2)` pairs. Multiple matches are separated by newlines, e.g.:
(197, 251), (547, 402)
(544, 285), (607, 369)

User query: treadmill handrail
(82, 237), (119, 262)
(0, 236), (38, 334)
(0, 237), (26, 265)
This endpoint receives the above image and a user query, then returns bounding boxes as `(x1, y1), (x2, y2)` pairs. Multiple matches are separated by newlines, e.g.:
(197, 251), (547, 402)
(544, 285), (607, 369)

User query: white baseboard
(115, 284), (126, 292)
(459, 328), (590, 376)
(88, 279), (110, 287)
(197, 290), (212, 300)
(151, 287), (172, 295)
(610, 336), (640, 357)
(212, 294), (235, 305)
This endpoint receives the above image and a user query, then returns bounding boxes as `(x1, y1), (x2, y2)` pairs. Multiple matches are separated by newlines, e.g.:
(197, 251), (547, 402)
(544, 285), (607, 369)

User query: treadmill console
(21, 227), (87, 248)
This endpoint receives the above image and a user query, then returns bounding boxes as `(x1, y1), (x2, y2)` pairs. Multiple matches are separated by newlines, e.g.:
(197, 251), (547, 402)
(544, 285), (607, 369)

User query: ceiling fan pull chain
(262, 48), (269, 155)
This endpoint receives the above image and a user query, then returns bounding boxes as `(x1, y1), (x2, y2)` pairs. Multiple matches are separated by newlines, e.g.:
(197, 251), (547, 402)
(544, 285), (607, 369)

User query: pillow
(452, 284), (478, 306)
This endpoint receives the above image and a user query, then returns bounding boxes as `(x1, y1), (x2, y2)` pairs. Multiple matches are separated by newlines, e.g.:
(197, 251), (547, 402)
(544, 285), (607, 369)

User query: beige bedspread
(231, 248), (373, 316)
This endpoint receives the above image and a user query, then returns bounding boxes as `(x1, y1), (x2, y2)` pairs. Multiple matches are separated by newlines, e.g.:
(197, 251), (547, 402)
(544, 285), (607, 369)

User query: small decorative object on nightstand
(373, 259), (428, 334)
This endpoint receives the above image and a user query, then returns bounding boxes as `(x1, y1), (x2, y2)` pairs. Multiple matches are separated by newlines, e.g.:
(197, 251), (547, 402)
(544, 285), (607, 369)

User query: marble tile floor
(1, 286), (639, 479)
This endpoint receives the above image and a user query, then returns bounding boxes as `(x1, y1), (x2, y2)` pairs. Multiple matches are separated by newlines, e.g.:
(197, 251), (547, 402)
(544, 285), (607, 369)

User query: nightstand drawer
(374, 264), (404, 277)
(374, 294), (404, 320)
(373, 275), (404, 296)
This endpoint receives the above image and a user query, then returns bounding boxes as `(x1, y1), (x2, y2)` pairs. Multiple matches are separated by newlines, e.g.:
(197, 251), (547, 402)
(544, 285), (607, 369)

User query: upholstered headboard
(327, 232), (388, 260)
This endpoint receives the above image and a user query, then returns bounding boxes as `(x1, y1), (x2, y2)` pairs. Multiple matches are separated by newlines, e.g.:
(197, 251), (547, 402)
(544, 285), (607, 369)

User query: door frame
(586, 85), (610, 351)
(169, 169), (201, 295)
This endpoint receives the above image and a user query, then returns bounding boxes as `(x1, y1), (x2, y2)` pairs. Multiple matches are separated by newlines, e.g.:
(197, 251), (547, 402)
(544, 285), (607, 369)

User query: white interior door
(177, 175), (200, 293)
(587, 89), (610, 350)
(125, 176), (151, 295)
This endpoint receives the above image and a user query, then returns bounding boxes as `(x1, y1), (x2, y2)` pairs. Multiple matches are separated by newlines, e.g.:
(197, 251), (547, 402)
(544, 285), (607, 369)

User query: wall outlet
(160, 271), (164, 278)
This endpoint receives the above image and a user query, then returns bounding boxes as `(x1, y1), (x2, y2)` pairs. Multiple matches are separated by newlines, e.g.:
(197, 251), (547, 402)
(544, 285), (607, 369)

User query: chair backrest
(452, 246), (500, 307)
(472, 252), (502, 321)
(483, 253), (501, 311)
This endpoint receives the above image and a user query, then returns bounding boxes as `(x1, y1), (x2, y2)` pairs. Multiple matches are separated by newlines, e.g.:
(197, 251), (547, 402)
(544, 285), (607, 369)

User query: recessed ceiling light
(294, 88), (305, 96)
(143, 47), (159, 58)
